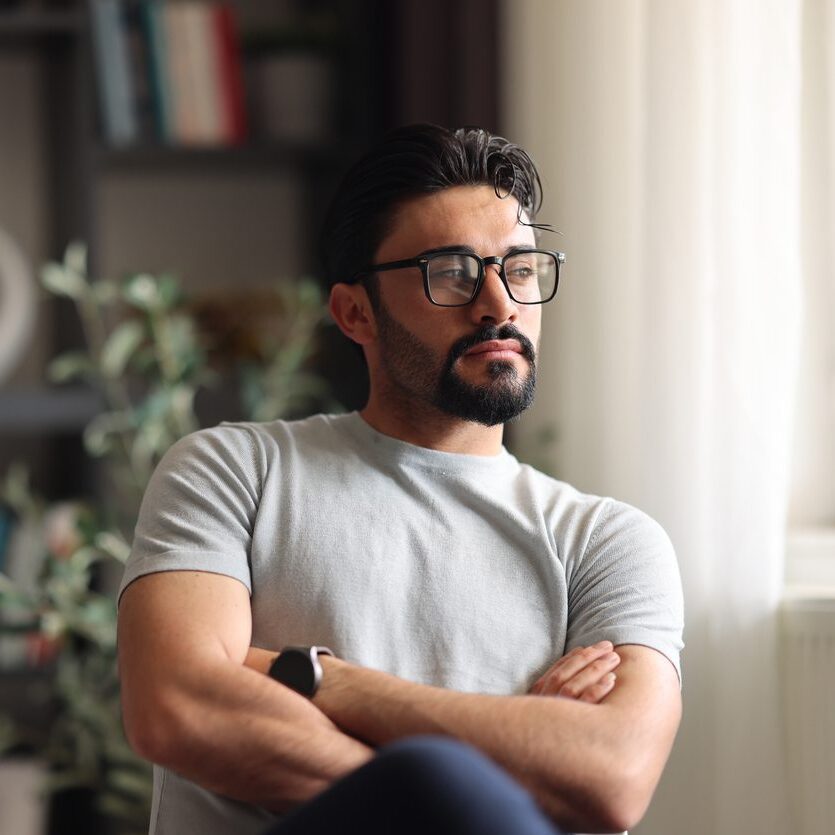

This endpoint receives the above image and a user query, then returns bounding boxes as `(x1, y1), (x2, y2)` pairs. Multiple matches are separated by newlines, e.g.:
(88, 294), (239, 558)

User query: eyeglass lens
(426, 252), (558, 306)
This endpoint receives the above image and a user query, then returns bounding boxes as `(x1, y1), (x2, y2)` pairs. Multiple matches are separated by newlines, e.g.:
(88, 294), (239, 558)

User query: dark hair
(320, 123), (551, 290)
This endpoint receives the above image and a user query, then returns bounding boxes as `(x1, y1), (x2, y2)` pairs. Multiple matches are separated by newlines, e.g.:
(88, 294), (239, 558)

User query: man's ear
(329, 283), (377, 346)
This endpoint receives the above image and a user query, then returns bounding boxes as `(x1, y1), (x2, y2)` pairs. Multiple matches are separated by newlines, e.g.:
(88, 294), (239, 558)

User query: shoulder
(512, 462), (615, 540)
(585, 498), (675, 563)
(513, 462), (675, 566)
(158, 412), (346, 474)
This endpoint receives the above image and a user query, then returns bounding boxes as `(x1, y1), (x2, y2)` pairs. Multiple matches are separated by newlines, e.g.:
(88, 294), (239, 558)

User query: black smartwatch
(267, 646), (334, 697)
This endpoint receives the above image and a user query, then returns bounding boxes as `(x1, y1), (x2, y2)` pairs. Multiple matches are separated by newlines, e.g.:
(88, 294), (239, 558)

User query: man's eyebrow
(416, 244), (536, 257)
(417, 245), (476, 257)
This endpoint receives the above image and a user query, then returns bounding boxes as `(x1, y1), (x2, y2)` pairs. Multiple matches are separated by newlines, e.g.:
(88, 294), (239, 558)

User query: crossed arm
(118, 570), (681, 833)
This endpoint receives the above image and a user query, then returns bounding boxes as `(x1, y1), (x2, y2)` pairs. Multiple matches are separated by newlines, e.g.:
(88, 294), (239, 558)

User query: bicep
(118, 571), (252, 741)
(605, 644), (681, 798)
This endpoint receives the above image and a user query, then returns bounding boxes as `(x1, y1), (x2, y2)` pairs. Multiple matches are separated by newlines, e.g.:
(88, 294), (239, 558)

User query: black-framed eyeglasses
(352, 248), (566, 307)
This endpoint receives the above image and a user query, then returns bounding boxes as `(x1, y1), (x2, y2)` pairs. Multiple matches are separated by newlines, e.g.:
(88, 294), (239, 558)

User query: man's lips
(463, 339), (524, 359)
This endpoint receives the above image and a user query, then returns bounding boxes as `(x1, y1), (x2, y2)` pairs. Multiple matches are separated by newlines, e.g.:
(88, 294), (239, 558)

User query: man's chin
(434, 366), (536, 426)
(456, 355), (525, 384)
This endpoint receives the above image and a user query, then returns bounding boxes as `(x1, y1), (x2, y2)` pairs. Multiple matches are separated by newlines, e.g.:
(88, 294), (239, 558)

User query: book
(123, 0), (157, 141)
(141, 0), (174, 142)
(91, 1), (248, 148)
(89, 0), (139, 145)
(163, 2), (201, 144)
(213, 4), (247, 144)
(182, 1), (224, 145)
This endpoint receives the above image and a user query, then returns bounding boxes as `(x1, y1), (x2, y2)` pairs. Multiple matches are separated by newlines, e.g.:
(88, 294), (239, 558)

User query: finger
(541, 647), (620, 695)
(529, 642), (616, 696)
(539, 652), (620, 698)
(550, 641), (614, 676)
(561, 641), (613, 664)
(577, 673), (617, 704)
(555, 653), (621, 698)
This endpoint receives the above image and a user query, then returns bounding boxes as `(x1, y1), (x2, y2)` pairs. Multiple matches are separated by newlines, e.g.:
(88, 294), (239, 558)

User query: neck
(360, 389), (505, 456)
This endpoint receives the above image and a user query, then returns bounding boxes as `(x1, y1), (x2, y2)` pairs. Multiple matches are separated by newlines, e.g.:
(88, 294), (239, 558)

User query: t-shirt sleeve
(564, 499), (684, 682)
(118, 424), (264, 603)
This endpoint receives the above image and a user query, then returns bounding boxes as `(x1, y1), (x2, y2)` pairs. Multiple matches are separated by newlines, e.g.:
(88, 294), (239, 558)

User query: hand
(528, 641), (620, 704)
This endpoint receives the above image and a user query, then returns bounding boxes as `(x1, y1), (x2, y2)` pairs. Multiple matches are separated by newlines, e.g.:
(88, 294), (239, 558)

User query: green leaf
(83, 412), (133, 458)
(68, 546), (104, 573)
(63, 242), (88, 277)
(100, 320), (145, 379)
(123, 274), (161, 311)
(43, 769), (91, 794)
(295, 277), (323, 308)
(0, 572), (32, 606)
(156, 274), (181, 309)
(94, 531), (131, 564)
(47, 352), (94, 383)
(105, 767), (153, 798)
(91, 279), (119, 306)
(41, 263), (87, 299)
(131, 345), (158, 374)
(41, 610), (65, 638)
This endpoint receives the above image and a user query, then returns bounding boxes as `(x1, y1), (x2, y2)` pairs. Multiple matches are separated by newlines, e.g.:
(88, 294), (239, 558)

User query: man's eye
(437, 268), (469, 279)
(507, 265), (537, 280)
(431, 258), (473, 281)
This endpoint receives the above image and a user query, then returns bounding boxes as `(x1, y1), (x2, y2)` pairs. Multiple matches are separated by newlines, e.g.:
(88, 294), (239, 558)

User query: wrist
(312, 654), (348, 711)
(244, 647), (279, 675)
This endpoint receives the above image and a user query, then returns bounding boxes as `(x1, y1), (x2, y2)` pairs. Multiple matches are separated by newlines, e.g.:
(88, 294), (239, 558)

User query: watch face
(271, 649), (317, 695)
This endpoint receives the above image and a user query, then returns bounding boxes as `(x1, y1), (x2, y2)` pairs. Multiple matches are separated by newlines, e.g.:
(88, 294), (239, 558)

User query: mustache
(446, 324), (537, 365)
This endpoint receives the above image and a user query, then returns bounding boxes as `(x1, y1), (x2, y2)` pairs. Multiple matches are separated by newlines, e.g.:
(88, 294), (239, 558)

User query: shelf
(93, 140), (356, 174)
(0, 8), (82, 41)
(0, 386), (102, 433)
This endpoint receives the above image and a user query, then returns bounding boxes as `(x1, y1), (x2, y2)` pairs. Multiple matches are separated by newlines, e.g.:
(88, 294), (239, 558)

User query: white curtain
(503, 2), (803, 834)
(790, 0), (835, 527)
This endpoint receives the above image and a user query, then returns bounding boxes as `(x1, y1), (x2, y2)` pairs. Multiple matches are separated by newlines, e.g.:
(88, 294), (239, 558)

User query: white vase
(0, 757), (46, 835)
(0, 227), (37, 386)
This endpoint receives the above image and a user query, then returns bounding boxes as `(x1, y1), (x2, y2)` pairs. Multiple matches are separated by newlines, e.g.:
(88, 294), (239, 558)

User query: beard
(374, 300), (537, 427)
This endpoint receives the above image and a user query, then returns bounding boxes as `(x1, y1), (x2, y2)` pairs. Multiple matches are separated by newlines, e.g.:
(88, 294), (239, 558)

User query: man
(117, 124), (684, 835)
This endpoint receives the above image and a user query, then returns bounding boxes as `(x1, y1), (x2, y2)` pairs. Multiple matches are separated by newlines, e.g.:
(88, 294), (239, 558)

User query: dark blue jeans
(264, 735), (565, 835)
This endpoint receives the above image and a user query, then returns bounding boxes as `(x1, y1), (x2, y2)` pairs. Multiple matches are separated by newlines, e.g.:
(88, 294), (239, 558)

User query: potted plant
(0, 244), (337, 833)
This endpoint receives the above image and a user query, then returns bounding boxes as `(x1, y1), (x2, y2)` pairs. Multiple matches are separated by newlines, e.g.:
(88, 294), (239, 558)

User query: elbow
(122, 689), (188, 766)
(595, 794), (649, 834)
(543, 757), (656, 833)
(588, 762), (656, 833)
(123, 713), (165, 764)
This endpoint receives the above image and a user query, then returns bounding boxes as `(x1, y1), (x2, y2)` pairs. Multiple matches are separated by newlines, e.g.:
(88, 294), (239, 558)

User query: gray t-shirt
(121, 412), (684, 835)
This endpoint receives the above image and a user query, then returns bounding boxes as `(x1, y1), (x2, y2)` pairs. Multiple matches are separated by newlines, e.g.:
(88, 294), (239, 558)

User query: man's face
(367, 185), (542, 426)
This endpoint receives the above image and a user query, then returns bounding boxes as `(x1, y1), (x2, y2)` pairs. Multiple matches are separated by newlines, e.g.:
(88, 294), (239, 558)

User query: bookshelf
(0, 3), (500, 828)
(0, 8), (82, 39)
(0, 0), (381, 495)
(0, 387), (102, 433)
(0, 8), (381, 798)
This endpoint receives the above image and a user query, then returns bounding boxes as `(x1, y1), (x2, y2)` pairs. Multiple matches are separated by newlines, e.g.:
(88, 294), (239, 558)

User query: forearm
(122, 652), (373, 812)
(312, 656), (654, 833)
(119, 572), (374, 811)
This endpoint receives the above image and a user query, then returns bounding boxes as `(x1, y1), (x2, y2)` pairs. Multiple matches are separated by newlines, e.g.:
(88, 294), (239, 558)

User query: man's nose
(470, 264), (517, 324)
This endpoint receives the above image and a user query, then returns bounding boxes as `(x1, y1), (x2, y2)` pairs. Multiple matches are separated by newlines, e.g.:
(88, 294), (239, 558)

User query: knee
(374, 735), (486, 782)
(373, 735), (531, 807)
(363, 736), (560, 835)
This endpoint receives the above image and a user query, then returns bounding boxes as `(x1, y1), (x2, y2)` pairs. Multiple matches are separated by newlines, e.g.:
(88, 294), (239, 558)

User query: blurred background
(0, 1), (832, 834)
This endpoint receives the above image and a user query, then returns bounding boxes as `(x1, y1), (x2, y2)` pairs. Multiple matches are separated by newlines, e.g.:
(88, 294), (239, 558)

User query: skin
(118, 185), (681, 832)
(330, 185), (542, 456)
